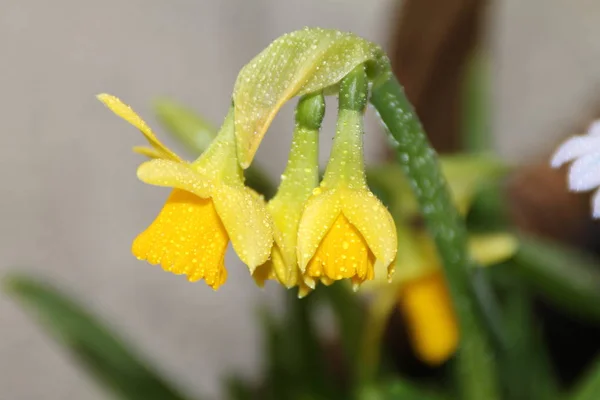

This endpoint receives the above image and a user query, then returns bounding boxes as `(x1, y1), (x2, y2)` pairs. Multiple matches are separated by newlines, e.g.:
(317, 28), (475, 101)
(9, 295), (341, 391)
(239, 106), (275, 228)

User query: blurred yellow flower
(98, 94), (272, 289)
(365, 157), (517, 366)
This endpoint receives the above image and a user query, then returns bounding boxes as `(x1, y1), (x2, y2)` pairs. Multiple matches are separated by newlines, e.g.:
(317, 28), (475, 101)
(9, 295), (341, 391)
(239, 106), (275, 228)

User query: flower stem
(370, 72), (500, 400)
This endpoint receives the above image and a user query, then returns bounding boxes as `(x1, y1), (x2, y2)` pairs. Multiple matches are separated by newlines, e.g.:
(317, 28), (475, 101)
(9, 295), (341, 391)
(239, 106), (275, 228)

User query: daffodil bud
(255, 93), (325, 297)
(297, 66), (397, 290)
(233, 27), (389, 168)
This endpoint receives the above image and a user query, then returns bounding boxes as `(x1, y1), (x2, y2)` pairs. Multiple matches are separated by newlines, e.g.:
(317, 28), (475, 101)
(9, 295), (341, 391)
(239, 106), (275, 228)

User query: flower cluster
(551, 120), (600, 218)
(99, 63), (396, 296)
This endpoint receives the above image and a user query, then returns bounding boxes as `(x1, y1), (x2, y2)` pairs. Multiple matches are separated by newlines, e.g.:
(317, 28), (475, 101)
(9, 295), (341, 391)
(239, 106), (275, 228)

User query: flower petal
(97, 93), (181, 162)
(399, 272), (458, 366)
(342, 189), (397, 269)
(212, 185), (273, 271)
(568, 153), (600, 191)
(550, 135), (600, 168)
(132, 190), (228, 289)
(589, 120), (600, 136)
(296, 189), (343, 271)
(133, 146), (164, 159)
(136, 159), (212, 198)
(469, 233), (518, 266)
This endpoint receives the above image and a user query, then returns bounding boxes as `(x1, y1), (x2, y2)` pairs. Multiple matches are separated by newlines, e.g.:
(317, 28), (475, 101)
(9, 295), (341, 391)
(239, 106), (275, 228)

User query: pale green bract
(232, 27), (389, 168)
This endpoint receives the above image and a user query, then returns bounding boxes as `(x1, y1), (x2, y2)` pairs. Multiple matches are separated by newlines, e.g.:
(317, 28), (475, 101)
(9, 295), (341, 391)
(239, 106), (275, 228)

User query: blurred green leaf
(367, 154), (508, 217)
(260, 290), (338, 400)
(320, 283), (364, 382)
(3, 274), (192, 400)
(570, 357), (600, 400)
(223, 375), (256, 400)
(496, 278), (560, 400)
(462, 50), (491, 152)
(512, 236), (600, 322)
(153, 98), (217, 155)
(358, 379), (450, 400)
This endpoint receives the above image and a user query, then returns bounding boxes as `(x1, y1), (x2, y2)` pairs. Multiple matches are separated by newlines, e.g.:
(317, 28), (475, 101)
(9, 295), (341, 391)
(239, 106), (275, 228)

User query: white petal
(592, 189), (600, 219)
(589, 120), (600, 136)
(550, 135), (600, 168)
(568, 154), (600, 192)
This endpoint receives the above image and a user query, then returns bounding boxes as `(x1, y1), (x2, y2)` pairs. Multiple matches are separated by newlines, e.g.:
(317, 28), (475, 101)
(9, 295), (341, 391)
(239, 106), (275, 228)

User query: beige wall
(1, 1), (599, 399)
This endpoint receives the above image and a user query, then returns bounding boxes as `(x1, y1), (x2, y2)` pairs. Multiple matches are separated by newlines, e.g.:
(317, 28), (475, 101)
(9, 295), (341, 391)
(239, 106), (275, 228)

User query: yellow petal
(233, 27), (388, 167)
(251, 253), (278, 288)
(132, 189), (228, 289)
(136, 159), (212, 199)
(469, 233), (518, 266)
(97, 93), (181, 162)
(305, 213), (375, 285)
(266, 198), (306, 285)
(399, 272), (458, 365)
(212, 185), (273, 272)
(133, 146), (164, 159)
(342, 189), (397, 270)
(296, 189), (342, 271)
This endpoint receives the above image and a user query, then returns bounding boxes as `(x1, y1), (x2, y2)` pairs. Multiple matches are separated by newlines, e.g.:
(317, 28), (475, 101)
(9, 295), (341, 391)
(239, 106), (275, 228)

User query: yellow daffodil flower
(364, 156), (517, 366)
(98, 94), (273, 289)
(254, 93), (325, 298)
(297, 67), (397, 290)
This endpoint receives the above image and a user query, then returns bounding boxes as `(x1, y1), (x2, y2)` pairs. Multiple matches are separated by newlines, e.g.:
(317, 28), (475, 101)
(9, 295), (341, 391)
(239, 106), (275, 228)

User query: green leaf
(367, 154), (508, 217)
(359, 379), (450, 400)
(512, 235), (600, 322)
(320, 283), (364, 378)
(260, 290), (337, 400)
(495, 276), (560, 400)
(3, 274), (192, 400)
(153, 97), (217, 156)
(233, 27), (389, 167)
(462, 50), (491, 152)
(370, 73), (500, 400)
(570, 357), (600, 400)
(223, 376), (256, 400)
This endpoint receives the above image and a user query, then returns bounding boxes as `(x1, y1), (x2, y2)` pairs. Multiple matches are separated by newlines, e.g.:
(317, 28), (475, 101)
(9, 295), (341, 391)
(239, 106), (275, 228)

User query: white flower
(551, 120), (600, 218)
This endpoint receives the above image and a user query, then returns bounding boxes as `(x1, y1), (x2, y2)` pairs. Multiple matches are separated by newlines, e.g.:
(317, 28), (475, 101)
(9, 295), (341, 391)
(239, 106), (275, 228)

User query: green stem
(370, 73), (499, 400)
(322, 65), (368, 189)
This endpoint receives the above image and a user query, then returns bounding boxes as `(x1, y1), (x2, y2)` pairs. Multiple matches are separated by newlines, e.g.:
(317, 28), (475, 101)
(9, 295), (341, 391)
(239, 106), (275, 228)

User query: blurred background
(2, 0), (600, 399)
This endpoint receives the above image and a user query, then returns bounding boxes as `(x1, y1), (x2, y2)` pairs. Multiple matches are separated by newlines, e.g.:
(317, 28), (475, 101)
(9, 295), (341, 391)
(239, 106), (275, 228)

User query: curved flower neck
(192, 107), (244, 185)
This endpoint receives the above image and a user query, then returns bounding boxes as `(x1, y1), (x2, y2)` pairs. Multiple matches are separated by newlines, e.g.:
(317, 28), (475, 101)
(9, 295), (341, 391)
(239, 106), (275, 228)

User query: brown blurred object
(506, 164), (596, 249)
(390, 0), (485, 153)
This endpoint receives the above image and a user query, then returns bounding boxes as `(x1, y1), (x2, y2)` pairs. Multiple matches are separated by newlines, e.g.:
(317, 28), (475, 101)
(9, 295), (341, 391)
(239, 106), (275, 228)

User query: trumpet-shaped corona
(306, 213), (375, 286)
(132, 190), (229, 289)
(98, 94), (272, 289)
